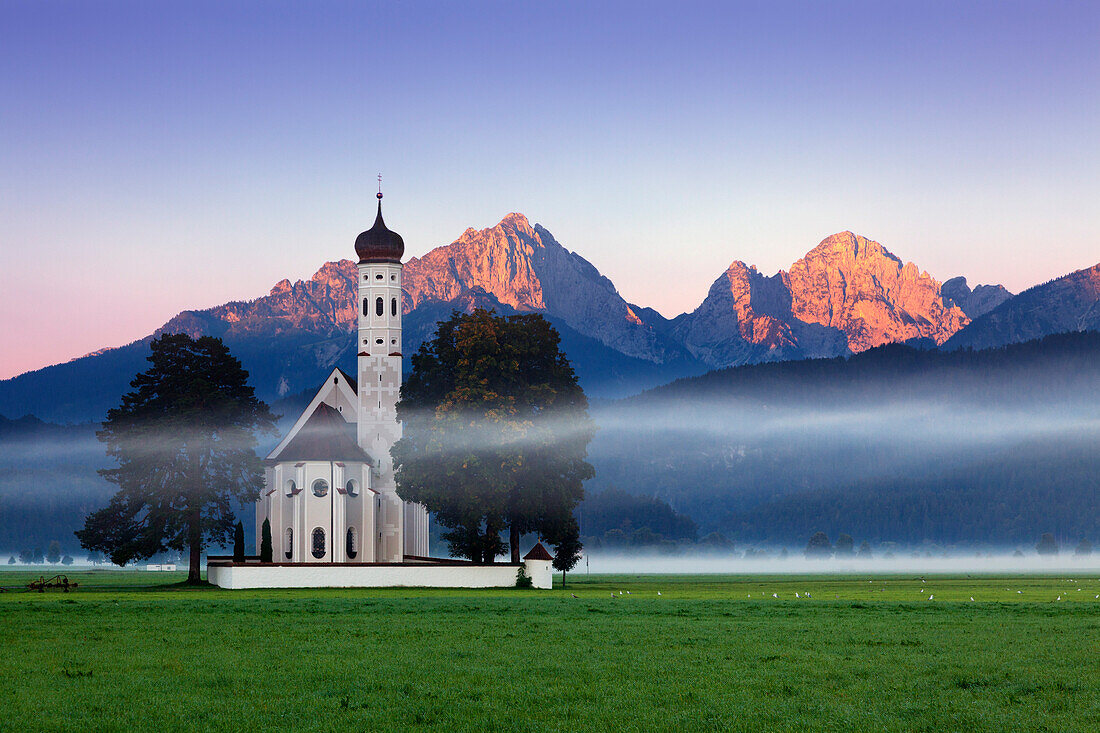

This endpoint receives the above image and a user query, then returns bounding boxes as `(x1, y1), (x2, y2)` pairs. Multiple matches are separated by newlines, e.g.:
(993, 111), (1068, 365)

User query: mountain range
(1, 213), (1098, 423)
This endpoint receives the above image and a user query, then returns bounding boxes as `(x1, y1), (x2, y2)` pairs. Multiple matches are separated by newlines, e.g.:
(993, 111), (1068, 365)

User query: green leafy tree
(699, 531), (733, 551)
(1075, 538), (1093, 556)
(804, 531), (832, 558)
(86, 551), (105, 566)
(6, 556), (14, 565)
(393, 310), (595, 564)
(835, 534), (855, 556)
(62, 555), (74, 566)
(75, 334), (276, 583)
(260, 518), (273, 563)
(47, 540), (62, 564)
(1036, 533), (1059, 556)
(857, 540), (873, 558)
(18, 549), (32, 564)
(32, 548), (43, 564)
(232, 521), (245, 563)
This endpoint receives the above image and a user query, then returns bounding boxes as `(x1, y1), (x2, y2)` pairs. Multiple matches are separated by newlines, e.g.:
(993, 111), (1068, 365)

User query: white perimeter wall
(208, 559), (552, 590)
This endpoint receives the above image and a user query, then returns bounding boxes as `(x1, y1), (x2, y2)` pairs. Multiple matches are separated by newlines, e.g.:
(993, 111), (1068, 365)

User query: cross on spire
(377, 174), (383, 200)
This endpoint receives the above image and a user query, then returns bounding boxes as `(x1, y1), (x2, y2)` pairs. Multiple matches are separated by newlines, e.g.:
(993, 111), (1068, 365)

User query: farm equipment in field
(28, 575), (78, 593)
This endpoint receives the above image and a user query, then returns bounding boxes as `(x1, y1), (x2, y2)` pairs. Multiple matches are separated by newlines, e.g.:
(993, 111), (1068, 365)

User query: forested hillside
(587, 332), (1100, 546)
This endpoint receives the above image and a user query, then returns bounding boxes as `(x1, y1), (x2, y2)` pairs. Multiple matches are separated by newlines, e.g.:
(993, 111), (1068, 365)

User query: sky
(1, 0), (1098, 380)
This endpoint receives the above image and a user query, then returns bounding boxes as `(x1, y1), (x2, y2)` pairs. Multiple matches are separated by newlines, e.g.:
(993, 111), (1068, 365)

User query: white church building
(207, 193), (552, 589)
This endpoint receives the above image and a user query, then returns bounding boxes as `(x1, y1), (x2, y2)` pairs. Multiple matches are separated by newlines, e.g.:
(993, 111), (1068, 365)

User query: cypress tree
(233, 521), (245, 563)
(260, 518), (273, 563)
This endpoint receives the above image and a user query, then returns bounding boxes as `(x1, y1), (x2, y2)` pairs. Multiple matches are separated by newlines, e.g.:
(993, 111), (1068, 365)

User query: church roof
(269, 403), (372, 464)
(336, 367), (357, 393)
(354, 194), (404, 264)
(522, 542), (554, 561)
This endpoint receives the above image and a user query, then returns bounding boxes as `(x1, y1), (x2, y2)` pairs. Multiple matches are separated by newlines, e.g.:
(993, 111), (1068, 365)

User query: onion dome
(354, 192), (405, 264)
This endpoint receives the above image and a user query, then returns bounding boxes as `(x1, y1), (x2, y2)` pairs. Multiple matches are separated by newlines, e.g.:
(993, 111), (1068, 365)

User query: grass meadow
(1, 570), (1098, 732)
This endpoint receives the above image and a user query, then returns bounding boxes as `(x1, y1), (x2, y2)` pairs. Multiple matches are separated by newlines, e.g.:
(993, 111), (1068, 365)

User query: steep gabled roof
(265, 367), (360, 461)
(269, 403), (372, 464)
(522, 542), (554, 561)
(336, 367), (357, 393)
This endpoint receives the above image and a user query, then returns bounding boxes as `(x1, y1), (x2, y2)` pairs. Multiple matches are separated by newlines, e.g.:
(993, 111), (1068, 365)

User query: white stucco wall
(208, 560), (552, 590)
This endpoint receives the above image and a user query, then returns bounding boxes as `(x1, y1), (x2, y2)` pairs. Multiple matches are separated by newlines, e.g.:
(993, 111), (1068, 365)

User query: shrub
(515, 566), (533, 588)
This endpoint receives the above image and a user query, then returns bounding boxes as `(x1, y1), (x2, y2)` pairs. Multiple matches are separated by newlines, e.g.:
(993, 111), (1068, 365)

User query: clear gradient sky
(2, 1), (1098, 380)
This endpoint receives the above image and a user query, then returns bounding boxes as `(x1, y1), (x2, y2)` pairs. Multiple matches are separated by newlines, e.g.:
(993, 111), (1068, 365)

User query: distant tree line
(798, 531), (1096, 559)
(589, 332), (1100, 546)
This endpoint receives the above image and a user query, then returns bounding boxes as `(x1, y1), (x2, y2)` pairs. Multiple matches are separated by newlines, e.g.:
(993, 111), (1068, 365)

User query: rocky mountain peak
(785, 232), (967, 351)
(941, 276), (1014, 319)
(676, 231), (972, 365)
(401, 214), (687, 364)
(803, 231), (903, 268)
(944, 262), (1100, 351)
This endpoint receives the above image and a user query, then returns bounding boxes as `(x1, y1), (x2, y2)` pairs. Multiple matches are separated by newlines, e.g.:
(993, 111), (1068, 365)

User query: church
(207, 192), (553, 589)
(255, 190), (430, 564)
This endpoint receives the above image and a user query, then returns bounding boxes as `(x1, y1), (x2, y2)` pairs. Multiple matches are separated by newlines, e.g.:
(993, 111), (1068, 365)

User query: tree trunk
(510, 524), (520, 564)
(187, 506), (202, 584)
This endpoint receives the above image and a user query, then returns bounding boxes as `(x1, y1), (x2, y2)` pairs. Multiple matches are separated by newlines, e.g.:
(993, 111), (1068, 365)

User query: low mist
(582, 551), (1100, 576)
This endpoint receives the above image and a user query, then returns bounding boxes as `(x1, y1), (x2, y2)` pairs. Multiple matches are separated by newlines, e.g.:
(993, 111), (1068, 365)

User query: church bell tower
(353, 188), (427, 561)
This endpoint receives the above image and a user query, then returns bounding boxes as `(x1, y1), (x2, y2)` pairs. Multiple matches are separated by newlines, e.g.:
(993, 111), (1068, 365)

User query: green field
(1, 571), (1098, 732)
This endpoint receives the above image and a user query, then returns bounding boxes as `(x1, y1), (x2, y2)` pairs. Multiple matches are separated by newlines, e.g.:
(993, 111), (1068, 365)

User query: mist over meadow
(581, 334), (1100, 550)
(2, 333), (1099, 563)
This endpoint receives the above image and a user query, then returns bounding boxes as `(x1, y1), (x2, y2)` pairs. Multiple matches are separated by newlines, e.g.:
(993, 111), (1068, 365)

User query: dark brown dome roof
(355, 195), (404, 264)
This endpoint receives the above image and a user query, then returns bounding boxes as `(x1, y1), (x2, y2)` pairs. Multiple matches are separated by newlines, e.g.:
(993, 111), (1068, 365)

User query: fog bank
(581, 552), (1100, 575)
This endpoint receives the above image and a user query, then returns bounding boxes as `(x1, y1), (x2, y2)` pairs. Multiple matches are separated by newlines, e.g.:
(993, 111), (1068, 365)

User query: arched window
(346, 527), (358, 559)
(362, 298), (368, 317)
(391, 297), (397, 316)
(285, 479), (296, 497)
(311, 528), (326, 559)
(284, 528), (293, 560)
(346, 479), (359, 497)
(311, 479), (329, 497)
(375, 297), (384, 317)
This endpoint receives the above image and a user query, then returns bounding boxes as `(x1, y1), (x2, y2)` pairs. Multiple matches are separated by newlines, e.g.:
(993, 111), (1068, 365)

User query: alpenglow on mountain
(7, 211), (1100, 424)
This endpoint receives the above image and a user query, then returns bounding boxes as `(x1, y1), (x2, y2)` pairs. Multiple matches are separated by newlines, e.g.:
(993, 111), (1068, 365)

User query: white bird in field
(795, 593), (800, 598)
(928, 595), (934, 601)
(571, 594), (578, 599)
(970, 597), (975, 601)
(1018, 590), (1022, 594)
(657, 591), (662, 596)
(920, 589), (924, 593)
(772, 593), (778, 598)
(626, 590), (631, 595)
(619, 591), (622, 596)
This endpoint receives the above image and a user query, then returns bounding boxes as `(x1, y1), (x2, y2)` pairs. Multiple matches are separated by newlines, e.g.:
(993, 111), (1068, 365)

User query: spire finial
(377, 173), (383, 200)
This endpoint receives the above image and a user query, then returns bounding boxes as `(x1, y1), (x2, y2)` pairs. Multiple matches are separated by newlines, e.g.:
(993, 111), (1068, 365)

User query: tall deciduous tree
(393, 309), (595, 564)
(804, 531), (833, 558)
(1036, 533), (1059, 556)
(76, 334), (276, 583)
